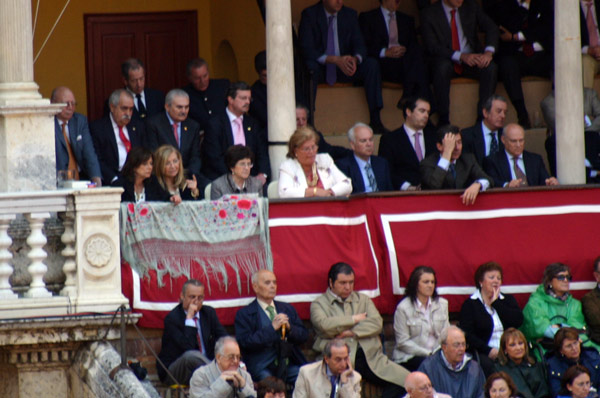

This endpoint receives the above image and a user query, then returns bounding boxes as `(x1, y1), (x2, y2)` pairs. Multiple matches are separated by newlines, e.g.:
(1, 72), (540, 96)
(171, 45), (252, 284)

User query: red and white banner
(122, 187), (600, 328)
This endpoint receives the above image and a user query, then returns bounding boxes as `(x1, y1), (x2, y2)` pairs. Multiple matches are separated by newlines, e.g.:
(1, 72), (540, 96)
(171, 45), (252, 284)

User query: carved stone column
(555, 0), (586, 183)
(24, 212), (52, 298)
(0, 0), (63, 192)
(0, 215), (16, 299)
(266, 0), (296, 179)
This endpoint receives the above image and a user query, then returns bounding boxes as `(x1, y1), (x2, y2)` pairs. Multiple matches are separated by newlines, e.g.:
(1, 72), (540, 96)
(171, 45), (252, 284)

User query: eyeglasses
(64, 101), (77, 107)
(299, 145), (318, 153)
(222, 354), (241, 362)
(237, 162), (253, 168)
(416, 383), (433, 392)
(445, 342), (467, 349)
(554, 274), (572, 281)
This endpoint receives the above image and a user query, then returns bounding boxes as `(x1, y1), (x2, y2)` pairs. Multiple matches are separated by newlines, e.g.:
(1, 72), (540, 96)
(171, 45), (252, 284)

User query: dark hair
(227, 81), (251, 101)
(186, 57), (208, 76)
(474, 261), (503, 290)
(594, 256), (600, 273)
(484, 372), (517, 398)
(404, 266), (438, 302)
(254, 50), (266, 74)
(497, 328), (534, 365)
(435, 124), (461, 144)
(121, 58), (144, 79)
(559, 365), (591, 396)
(328, 262), (354, 286)
(120, 147), (153, 182)
(256, 376), (286, 398)
(401, 96), (430, 119)
(181, 279), (204, 297)
(554, 327), (581, 354)
(482, 94), (508, 113)
(296, 103), (310, 118)
(225, 145), (255, 171)
(542, 262), (571, 290)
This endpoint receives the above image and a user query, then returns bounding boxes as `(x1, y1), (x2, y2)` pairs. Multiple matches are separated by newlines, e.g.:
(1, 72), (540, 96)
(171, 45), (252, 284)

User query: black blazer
(359, 7), (420, 59)
(157, 303), (227, 383)
(298, 1), (367, 71)
(336, 154), (393, 194)
(201, 112), (269, 180)
(102, 87), (165, 122)
(378, 124), (437, 189)
(420, 152), (494, 190)
(90, 115), (146, 185)
(420, 0), (499, 59)
(145, 112), (203, 178)
(183, 79), (230, 130)
(111, 175), (170, 202)
(459, 293), (523, 355)
(483, 150), (551, 187)
(462, 122), (505, 166)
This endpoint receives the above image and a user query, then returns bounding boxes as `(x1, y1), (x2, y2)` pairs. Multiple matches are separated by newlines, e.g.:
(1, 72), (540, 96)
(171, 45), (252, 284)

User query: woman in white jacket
(278, 126), (351, 198)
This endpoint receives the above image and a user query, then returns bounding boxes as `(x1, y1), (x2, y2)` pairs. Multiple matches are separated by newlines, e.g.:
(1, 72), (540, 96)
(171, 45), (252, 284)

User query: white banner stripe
(269, 215), (368, 227)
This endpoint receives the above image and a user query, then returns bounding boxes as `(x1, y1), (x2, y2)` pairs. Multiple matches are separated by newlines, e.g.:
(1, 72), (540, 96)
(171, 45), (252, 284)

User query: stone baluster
(0, 214), (16, 299)
(24, 212), (52, 298)
(59, 211), (76, 297)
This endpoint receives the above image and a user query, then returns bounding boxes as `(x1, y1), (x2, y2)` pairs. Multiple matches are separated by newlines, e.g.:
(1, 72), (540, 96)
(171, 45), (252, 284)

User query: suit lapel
(55, 118), (68, 151)
(378, 9), (389, 43)
(243, 117), (253, 147)
(499, 152), (512, 183)
(474, 124), (486, 163)
(160, 114), (178, 147)
(318, 6), (328, 51)
(436, 3), (452, 47)
(350, 157), (365, 192)
(104, 117), (119, 161)
(225, 114), (234, 147)
(401, 126), (419, 163)
(522, 152), (534, 185)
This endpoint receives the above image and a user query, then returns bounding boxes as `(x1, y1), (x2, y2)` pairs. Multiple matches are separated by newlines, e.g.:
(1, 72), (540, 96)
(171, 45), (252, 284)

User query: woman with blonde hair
(154, 145), (200, 203)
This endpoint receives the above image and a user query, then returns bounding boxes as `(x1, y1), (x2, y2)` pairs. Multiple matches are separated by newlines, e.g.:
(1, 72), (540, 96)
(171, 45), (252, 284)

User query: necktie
(172, 123), (179, 147)
(326, 15), (337, 85)
(266, 305), (276, 321)
(233, 117), (246, 145)
(364, 162), (378, 192)
(587, 2), (600, 48)
(513, 156), (528, 186)
(136, 93), (147, 119)
(449, 163), (457, 187)
(61, 122), (80, 180)
(330, 375), (337, 398)
(194, 316), (205, 354)
(490, 132), (499, 155)
(414, 131), (424, 161)
(119, 125), (131, 152)
(450, 9), (463, 74)
(388, 12), (399, 47)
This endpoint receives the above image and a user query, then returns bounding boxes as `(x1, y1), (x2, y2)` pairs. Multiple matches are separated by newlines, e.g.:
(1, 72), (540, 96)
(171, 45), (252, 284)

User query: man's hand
(459, 53), (479, 67)
(545, 177), (559, 186)
(170, 194), (182, 205)
(499, 26), (513, 42)
(406, 185), (421, 191)
(91, 177), (102, 187)
(475, 52), (493, 68)
(271, 313), (290, 331)
(352, 312), (367, 323)
(340, 362), (354, 384)
(461, 182), (481, 205)
(336, 56), (357, 77)
(220, 370), (245, 388)
(589, 46), (600, 60)
(336, 330), (356, 339)
(385, 45), (406, 58)
(507, 179), (523, 188)
(186, 302), (199, 319)
(440, 133), (457, 161)
(256, 173), (267, 186)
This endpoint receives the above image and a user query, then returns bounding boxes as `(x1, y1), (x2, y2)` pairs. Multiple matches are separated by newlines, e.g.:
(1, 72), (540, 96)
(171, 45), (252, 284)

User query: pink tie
(587, 2), (600, 47)
(414, 132), (424, 162)
(233, 117), (246, 146)
(388, 12), (399, 47)
(172, 123), (179, 147)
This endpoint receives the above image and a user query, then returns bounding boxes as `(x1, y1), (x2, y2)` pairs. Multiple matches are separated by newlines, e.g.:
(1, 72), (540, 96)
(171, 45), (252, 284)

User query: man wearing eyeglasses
(51, 86), (102, 186)
(417, 326), (485, 398)
(157, 279), (227, 386)
(189, 336), (256, 398)
(403, 372), (451, 398)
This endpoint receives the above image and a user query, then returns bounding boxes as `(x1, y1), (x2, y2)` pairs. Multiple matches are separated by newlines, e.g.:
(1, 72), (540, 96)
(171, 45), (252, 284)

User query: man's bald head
(405, 372), (434, 398)
(51, 86), (76, 122)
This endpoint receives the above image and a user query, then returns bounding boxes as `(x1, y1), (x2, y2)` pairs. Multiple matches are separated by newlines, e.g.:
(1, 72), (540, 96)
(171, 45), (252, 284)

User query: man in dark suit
(483, 123), (558, 187)
(298, 0), (387, 134)
(250, 50), (268, 130)
(482, 0), (553, 128)
(378, 97), (436, 190)
(420, 0), (499, 125)
(90, 89), (145, 185)
(337, 123), (393, 194)
(146, 89), (207, 188)
(462, 94), (507, 166)
(359, 0), (430, 103)
(51, 86), (102, 186)
(580, 0), (600, 88)
(420, 124), (493, 205)
(183, 58), (230, 131)
(235, 270), (308, 384)
(201, 82), (269, 183)
(157, 279), (227, 386)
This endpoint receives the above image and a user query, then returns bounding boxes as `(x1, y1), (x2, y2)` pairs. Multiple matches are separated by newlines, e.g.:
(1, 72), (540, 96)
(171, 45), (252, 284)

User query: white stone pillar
(0, 0), (63, 192)
(266, 0), (296, 181)
(555, 0), (586, 183)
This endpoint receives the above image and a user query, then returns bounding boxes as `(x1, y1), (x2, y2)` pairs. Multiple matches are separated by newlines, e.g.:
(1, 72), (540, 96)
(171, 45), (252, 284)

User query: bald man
(402, 372), (451, 398)
(234, 270), (308, 384)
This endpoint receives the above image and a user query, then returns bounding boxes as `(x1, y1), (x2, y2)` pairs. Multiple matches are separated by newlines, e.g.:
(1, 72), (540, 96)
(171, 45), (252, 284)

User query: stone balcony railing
(0, 187), (128, 319)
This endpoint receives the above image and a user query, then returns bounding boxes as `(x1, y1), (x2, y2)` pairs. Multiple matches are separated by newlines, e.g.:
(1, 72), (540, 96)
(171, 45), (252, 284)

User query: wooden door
(84, 11), (198, 121)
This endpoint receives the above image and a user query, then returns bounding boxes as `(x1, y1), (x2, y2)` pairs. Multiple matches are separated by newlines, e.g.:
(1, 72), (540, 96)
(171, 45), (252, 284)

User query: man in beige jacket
(311, 262), (409, 398)
(293, 339), (361, 398)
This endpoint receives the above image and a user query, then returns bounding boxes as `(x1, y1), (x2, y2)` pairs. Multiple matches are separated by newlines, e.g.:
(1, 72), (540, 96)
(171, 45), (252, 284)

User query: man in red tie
(157, 279), (227, 386)
(420, 0), (499, 125)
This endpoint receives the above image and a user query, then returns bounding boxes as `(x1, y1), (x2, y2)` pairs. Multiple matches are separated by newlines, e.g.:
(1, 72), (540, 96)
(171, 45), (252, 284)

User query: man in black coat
(483, 123), (558, 187)
(157, 279), (227, 385)
(201, 82), (269, 182)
